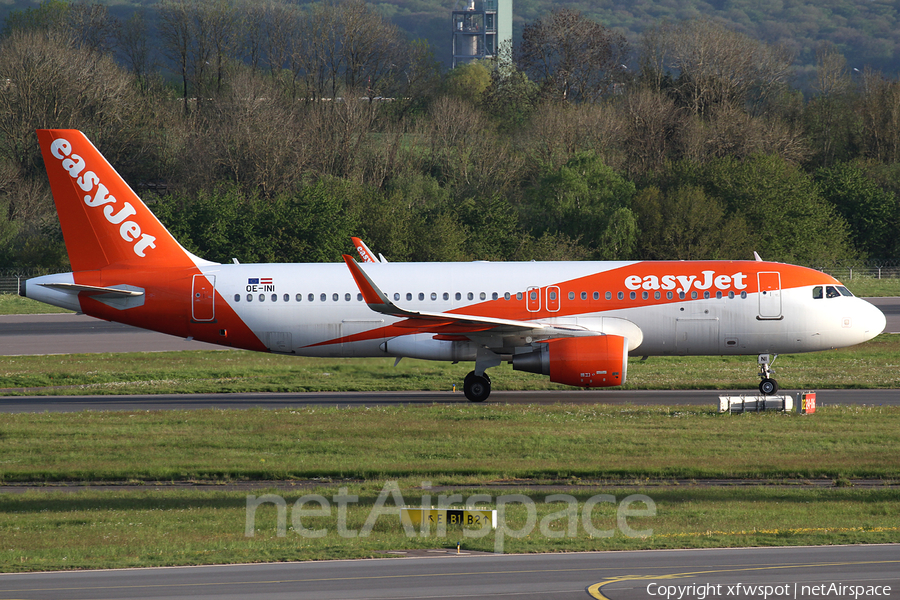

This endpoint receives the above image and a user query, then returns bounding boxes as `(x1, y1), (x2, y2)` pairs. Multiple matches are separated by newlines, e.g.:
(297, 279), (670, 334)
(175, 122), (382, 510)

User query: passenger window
(715, 291), (722, 299)
(703, 291), (710, 299)
(812, 286), (823, 299)
(617, 291), (624, 300)
(691, 291), (698, 299)
(516, 292), (523, 300)
(260, 294), (265, 302)
(333, 293), (339, 301)
(394, 293), (400, 301)
(606, 292), (612, 300)
(234, 294), (240, 302)
(431, 292), (437, 300)
(568, 291), (575, 300)
(679, 292), (686, 300)
(741, 291), (747, 299)
(284, 294), (290, 302)
(272, 294), (278, 302)
(308, 293), (314, 302)
(358, 294), (363, 301)
(345, 293), (351, 301)
(504, 292), (511, 300)
(296, 294), (302, 302)
(728, 291), (734, 299)
(642, 291), (648, 300)
(418, 292), (425, 301)
(480, 292), (486, 300)
(468, 292), (474, 300)
(593, 292), (599, 300)
(320, 293), (326, 302)
(549, 291), (557, 300)
(247, 294), (253, 302)
(655, 291), (661, 299)
(456, 292), (462, 300)
(530, 291), (537, 300)
(666, 292), (673, 299)
(630, 292), (636, 300)
(443, 292), (449, 300)
(407, 293), (412, 301)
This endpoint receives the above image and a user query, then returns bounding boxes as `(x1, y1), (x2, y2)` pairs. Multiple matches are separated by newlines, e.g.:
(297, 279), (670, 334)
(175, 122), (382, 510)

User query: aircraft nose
(857, 299), (886, 340)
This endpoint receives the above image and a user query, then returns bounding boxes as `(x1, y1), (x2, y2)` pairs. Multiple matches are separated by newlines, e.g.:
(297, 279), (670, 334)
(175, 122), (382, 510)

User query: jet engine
(512, 335), (628, 388)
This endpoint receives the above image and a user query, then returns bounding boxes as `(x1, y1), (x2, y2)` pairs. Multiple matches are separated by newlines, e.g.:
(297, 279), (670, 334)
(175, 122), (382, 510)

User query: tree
(632, 185), (751, 260)
(642, 20), (792, 117)
(679, 155), (854, 263)
(116, 11), (154, 93)
(517, 8), (628, 103)
(815, 162), (897, 258)
(527, 152), (637, 260)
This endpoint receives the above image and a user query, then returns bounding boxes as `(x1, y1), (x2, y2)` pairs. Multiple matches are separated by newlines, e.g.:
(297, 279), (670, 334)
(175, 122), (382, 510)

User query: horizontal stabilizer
(37, 283), (145, 298)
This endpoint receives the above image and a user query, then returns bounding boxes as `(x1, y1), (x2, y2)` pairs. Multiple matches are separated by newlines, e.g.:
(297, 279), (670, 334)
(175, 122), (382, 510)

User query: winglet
(341, 254), (395, 314)
(351, 237), (386, 263)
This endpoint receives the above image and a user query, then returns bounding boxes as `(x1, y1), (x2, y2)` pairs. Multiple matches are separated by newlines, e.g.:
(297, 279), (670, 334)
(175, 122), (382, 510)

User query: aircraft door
(526, 286), (541, 312)
(191, 274), (215, 322)
(547, 286), (560, 312)
(757, 272), (782, 319)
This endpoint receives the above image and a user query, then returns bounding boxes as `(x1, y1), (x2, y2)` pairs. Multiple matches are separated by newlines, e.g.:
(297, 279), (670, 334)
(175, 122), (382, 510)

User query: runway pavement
(0, 388), (898, 412)
(1, 297), (898, 356)
(0, 544), (896, 599)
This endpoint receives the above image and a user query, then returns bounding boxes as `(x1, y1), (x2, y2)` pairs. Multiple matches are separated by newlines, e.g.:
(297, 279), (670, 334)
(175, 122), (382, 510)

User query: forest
(1, 0), (899, 273)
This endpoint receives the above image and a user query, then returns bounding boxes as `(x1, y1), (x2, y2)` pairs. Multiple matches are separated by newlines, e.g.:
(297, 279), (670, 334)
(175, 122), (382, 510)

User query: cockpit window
(837, 286), (853, 297)
(826, 286), (840, 298)
(812, 286), (823, 299)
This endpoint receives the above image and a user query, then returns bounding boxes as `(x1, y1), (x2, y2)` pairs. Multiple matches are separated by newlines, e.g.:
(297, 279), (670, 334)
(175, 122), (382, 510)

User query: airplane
(22, 129), (887, 402)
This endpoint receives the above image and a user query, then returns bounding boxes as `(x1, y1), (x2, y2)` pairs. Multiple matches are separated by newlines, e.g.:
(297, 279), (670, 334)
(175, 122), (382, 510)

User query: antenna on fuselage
(753, 251), (763, 262)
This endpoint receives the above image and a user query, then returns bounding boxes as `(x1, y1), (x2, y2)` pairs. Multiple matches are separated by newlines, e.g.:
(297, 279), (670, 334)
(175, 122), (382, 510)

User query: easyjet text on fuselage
(624, 270), (748, 294)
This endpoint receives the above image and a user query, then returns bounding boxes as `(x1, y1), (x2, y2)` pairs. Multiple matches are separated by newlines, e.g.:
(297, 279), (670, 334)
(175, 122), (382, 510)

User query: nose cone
(857, 298), (887, 341)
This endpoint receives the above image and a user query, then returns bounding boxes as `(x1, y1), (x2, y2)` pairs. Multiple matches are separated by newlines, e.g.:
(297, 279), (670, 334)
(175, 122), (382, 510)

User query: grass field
(1, 404), (899, 482)
(2, 484), (898, 572)
(2, 334), (898, 395)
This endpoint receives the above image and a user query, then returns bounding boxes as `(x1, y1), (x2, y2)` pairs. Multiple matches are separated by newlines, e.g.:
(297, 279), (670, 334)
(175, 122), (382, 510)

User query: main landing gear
(463, 371), (491, 402)
(757, 353), (778, 395)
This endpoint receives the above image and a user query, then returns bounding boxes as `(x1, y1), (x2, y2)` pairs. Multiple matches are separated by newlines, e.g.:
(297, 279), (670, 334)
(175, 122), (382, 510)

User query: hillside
(1, 0), (898, 76)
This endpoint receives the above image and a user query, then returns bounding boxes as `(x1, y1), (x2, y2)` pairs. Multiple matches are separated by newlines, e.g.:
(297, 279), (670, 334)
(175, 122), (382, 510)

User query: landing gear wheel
(759, 378), (778, 395)
(464, 371), (491, 402)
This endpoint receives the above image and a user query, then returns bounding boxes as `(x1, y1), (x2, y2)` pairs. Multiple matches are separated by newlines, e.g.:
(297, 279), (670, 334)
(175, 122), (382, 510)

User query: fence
(0, 268), (51, 295)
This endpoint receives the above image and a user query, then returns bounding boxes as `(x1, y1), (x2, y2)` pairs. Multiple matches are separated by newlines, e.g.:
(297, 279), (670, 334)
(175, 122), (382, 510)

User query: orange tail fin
(37, 129), (209, 272)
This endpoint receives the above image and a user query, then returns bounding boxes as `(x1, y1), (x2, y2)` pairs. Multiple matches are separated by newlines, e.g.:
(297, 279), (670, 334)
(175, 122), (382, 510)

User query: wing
(341, 255), (597, 340)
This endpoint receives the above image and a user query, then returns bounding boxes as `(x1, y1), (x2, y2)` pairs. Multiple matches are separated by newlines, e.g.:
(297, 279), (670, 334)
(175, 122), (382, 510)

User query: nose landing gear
(758, 353), (778, 395)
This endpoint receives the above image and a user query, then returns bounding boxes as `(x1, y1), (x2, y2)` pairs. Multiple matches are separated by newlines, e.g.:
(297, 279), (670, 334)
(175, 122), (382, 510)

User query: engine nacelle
(512, 335), (628, 388)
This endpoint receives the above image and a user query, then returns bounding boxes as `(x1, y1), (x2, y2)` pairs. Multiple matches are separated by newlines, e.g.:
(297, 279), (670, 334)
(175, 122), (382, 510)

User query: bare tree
(643, 19), (793, 117)
(158, 0), (236, 112)
(0, 30), (145, 214)
(116, 11), (154, 93)
(517, 8), (628, 103)
(857, 69), (900, 163)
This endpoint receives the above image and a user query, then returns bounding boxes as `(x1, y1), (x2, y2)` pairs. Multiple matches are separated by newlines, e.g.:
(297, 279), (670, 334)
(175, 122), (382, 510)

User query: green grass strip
(2, 335), (899, 396)
(1, 485), (898, 572)
(1, 405), (899, 482)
